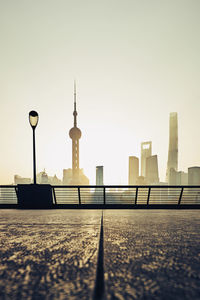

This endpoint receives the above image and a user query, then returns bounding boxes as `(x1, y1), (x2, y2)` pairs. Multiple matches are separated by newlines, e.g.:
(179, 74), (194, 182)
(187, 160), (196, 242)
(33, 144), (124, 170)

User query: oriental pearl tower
(69, 81), (82, 184)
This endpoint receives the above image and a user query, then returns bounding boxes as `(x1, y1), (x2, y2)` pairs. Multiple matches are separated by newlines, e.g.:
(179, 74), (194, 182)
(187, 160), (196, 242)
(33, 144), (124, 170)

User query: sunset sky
(0, 0), (200, 184)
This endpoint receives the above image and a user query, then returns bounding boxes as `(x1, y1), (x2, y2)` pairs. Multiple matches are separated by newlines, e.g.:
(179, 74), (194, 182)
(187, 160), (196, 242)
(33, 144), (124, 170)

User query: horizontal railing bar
(0, 185), (200, 188)
(0, 185), (17, 188)
(51, 185), (200, 188)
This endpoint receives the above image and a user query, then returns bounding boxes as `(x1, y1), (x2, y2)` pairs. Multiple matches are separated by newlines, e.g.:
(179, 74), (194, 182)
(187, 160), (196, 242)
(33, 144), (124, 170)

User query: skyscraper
(166, 112), (178, 183)
(169, 169), (188, 185)
(68, 82), (89, 185)
(128, 156), (139, 185)
(188, 167), (200, 185)
(141, 141), (152, 177)
(96, 166), (104, 185)
(146, 155), (159, 184)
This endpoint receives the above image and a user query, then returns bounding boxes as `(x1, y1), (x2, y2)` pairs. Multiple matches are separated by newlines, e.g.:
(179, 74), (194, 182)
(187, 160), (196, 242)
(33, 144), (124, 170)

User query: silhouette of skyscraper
(141, 141), (152, 177)
(128, 156), (139, 185)
(96, 166), (104, 185)
(188, 167), (200, 185)
(146, 155), (159, 184)
(169, 169), (188, 185)
(68, 82), (89, 185)
(166, 112), (178, 183)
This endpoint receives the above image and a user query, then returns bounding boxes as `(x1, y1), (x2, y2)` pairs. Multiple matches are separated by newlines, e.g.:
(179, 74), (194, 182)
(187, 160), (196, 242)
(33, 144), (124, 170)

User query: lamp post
(17, 111), (52, 208)
(29, 111), (39, 184)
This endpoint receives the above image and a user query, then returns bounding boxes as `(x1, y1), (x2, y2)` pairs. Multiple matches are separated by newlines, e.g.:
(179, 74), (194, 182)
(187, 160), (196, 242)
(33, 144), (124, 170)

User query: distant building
(128, 156), (139, 185)
(166, 112), (178, 183)
(178, 171), (188, 185)
(169, 168), (176, 185)
(96, 166), (104, 185)
(68, 82), (89, 185)
(169, 169), (188, 185)
(146, 155), (159, 184)
(188, 167), (200, 185)
(49, 175), (62, 185)
(63, 169), (72, 185)
(95, 166), (104, 201)
(15, 172), (62, 185)
(14, 175), (31, 184)
(136, 176), (146, 185)
(141, 141), (152, 177)
(36, 170), (49, 184)
(41, 170), (48, 184)
(63, 168), (89, 185)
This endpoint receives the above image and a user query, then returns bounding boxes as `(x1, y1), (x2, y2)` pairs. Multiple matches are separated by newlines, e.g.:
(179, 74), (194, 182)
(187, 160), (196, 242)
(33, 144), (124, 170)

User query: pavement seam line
(93, 212), (105, 300)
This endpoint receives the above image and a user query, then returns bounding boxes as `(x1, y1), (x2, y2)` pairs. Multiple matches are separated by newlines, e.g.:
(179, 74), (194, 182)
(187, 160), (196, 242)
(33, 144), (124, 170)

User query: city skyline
(1, 86), (200, 185)
(10, 108), (200, 186)
(0, 0), (200, 184)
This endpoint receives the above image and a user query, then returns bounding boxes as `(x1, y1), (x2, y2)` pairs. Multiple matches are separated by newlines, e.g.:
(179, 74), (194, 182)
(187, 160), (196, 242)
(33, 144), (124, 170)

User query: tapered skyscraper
(166, 112), (178, 183)
(69, 82), (82, 184)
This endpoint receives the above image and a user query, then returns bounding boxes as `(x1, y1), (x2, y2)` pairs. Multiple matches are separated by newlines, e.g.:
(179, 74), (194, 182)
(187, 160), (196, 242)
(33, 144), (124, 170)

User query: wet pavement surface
(0, 210), (200, 299)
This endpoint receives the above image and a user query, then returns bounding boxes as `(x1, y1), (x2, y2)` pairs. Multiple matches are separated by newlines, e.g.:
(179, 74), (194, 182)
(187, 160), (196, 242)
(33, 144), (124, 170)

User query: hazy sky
(0, 0), (200, 184)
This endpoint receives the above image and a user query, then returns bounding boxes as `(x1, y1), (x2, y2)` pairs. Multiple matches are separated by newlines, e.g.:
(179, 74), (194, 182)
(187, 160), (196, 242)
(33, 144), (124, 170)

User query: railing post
(52, 187), (57, 205)
(78, 187), (81, 205)
(178, 187), (184, 206)
(147, 187), (151, 205)
(103, 187), (106, 205)
(14, 186), (18, 200)
(135, 187), (138, 205)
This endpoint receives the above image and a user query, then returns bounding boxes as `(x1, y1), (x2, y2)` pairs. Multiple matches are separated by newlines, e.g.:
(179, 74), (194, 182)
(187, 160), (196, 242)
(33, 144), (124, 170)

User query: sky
(0, 0), (200, 184)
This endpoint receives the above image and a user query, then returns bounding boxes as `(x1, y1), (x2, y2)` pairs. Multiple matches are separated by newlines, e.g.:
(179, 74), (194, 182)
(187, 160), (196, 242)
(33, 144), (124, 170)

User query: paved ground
(0, 210), (200, 299)
(104, 210), (200, 300)
(0, 210), (101, 299)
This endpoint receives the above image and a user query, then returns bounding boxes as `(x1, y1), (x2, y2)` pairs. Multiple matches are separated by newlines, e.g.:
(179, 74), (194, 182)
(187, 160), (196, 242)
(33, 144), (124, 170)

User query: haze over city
(0, 0), (200, 184)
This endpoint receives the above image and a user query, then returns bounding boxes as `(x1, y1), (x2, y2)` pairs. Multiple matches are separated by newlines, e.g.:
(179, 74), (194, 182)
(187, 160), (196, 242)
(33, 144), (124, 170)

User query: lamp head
(29, 110), (39, 129)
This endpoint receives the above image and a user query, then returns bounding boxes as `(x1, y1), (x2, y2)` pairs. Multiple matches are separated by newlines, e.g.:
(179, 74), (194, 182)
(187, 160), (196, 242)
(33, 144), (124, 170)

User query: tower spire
(73, 80), (77, 127)
(68, 81), (89, 185)
(69, 80), (81, 183)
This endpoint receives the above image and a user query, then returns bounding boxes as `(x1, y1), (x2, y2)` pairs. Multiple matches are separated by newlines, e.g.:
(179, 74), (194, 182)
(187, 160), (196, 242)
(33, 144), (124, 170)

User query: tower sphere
(69, 127), (82, 140)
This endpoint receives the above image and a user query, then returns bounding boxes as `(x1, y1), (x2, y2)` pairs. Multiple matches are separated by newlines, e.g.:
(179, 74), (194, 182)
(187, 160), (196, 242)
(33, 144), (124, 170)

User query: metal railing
(51, 185), (200, 206)
(1, 185), (200, 207)
(0, 185), (18, 204)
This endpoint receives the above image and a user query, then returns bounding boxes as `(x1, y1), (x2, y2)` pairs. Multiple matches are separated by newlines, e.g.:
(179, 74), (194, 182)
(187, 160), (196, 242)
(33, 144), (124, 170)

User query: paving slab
(0, 209), (101, 300)
(1, 209), (200, 300)
(104, 210), (200, 300)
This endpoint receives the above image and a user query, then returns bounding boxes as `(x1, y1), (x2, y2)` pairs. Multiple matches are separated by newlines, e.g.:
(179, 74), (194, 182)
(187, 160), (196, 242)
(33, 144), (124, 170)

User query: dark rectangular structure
(17, 184), (53, 208)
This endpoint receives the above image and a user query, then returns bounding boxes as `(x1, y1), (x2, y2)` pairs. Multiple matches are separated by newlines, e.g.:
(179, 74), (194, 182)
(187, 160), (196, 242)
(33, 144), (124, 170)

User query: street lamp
(29, 111), (39, 184)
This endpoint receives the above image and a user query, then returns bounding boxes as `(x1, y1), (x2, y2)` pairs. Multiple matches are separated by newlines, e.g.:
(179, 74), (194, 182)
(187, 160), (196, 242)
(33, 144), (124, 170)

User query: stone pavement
(0, 209), (200, 299)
